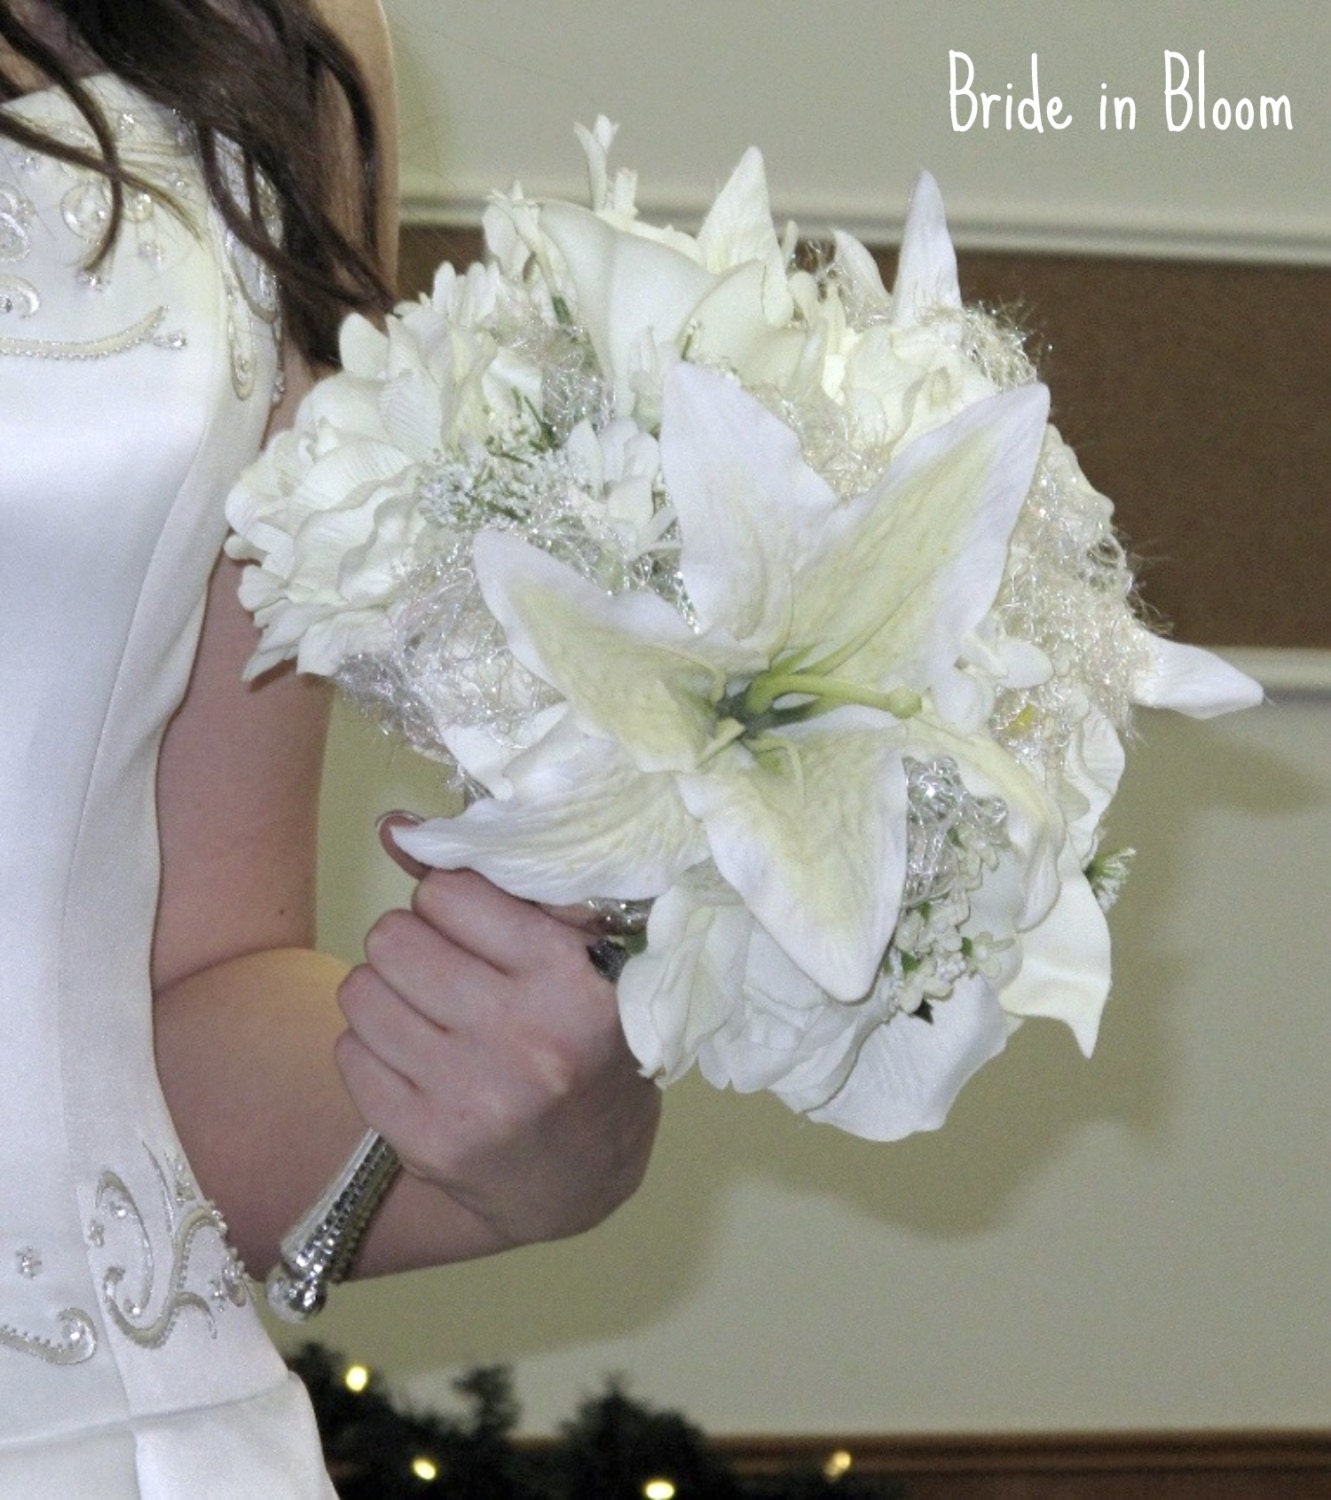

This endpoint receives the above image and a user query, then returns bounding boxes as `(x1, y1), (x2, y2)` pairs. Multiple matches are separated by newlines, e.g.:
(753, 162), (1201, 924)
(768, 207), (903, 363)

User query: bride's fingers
(338, 961), (450, 1088)
(361, 905), (505, 1025)
(334, 1026), (430, 1152)
(377, 810), (430, 879)
(410, 868), (597, 977)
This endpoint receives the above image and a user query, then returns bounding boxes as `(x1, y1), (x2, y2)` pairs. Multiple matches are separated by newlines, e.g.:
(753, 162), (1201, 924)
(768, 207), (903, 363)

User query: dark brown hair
(0, 0), (394, 365)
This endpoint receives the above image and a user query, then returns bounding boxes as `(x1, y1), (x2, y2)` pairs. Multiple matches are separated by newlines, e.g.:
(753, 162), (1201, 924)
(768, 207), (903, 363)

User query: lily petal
(441, 703), (567, 797)
(889, 170), (962, 328)
(808, 974), (1007, 1140)
(686, 263), (809, 391)
(792, 383), (1050, 696)
(1000, 847), (1112, 1056)
(397, 717), (706, 903)
(832, 229), (891, 316)
(661, 363), (840, 652)
(677, 712), (909, 1001)
(696, 147), (796, 322)
(1062, 711), (1126, 861)
(1132, 633), (1264, 718)
(539, 202), (719, 416)
(471, 530), (756, 773)
(617, 872), (752, 1083)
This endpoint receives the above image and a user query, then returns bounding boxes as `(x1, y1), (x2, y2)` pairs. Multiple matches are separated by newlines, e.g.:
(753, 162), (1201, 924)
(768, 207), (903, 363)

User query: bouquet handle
(264, 899), (646, 1322)
(265, 1129), (401, 1322)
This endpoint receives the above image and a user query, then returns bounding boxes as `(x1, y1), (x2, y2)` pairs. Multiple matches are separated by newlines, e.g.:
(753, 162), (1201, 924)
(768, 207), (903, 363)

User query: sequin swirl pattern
(0, 89), (192, 359)
(89, 1148), (249, 1352)
(215, 140), (284, 401)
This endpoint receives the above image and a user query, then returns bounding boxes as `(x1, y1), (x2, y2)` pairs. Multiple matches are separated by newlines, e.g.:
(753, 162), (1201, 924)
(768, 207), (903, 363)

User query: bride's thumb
(375, 811), (430, 880)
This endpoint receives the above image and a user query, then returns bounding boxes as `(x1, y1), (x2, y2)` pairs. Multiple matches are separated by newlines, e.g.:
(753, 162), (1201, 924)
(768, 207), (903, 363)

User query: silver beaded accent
(0, 185), (33, 264)
(0, 274), (37, 317)
(215, 142), (282, 401)
(0, 1308), (97, 1367)
(0, 304), (183, 360)
(875, 758), (1012, 1018)
(0, 82), (204, 366)
(93, 1148), (248, 1351)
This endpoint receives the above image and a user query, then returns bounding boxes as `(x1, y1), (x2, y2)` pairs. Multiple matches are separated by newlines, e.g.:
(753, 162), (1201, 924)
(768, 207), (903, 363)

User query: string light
(343, 1363), (370, 1394)
(411, 1456), (439, 1482)
(642, 1480), (677, 1499)
(823, 1449), (853, 1480)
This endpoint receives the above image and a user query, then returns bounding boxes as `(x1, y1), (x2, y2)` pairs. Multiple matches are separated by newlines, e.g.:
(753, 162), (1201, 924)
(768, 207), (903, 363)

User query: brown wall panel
(399, 228), (1330, 648)
(950, 255), (1330, 651)
(514, 1432), (1331, 1498)
(715, 1432), (1331, 1498)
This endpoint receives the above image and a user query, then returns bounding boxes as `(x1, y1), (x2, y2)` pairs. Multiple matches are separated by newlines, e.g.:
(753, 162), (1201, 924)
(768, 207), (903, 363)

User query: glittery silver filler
(881, 757), (1011, 1018)
(332, 404), (683, 771)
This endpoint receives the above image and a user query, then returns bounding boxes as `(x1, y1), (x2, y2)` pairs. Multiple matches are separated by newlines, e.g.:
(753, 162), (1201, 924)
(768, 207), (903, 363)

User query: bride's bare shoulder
(309, 0), (394, 83)
(307, 0), (396, 172)
(303, 0), (398, 267)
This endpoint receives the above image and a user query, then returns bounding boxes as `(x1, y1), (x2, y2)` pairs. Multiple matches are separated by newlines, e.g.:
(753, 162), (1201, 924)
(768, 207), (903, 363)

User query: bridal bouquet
(226, 121), (1260, 1142)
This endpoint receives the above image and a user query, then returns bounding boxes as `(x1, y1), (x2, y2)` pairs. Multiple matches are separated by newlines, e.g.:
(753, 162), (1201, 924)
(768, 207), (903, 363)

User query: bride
(0, 0), (659, 1490)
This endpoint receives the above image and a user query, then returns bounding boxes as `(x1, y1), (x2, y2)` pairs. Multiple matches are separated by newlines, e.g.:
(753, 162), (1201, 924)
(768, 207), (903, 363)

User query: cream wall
(278, 656), (1331, 1434)
(385, 0), (1328, 261)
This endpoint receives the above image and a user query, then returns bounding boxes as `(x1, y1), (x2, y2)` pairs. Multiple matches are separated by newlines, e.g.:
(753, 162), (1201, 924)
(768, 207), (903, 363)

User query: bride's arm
(153, 484), (660, 1280)
(152, 0), (660, 1279)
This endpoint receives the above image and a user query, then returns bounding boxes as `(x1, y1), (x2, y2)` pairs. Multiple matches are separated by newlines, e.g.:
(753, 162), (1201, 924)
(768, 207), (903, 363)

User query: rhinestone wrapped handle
(265, 1129), (402, 1322)
(264, 898), (649, 1322)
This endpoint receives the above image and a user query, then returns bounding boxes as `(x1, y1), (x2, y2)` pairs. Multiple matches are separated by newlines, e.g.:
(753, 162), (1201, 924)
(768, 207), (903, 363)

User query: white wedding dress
(1, 76), (334, 1495)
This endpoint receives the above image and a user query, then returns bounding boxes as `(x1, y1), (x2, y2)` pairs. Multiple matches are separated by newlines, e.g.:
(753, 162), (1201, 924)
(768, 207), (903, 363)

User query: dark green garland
(289, 1344), (908, 1500)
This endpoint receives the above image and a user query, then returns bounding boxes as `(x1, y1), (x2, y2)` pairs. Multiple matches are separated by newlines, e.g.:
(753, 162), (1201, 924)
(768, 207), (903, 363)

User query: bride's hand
(333, 818), (661, 1250)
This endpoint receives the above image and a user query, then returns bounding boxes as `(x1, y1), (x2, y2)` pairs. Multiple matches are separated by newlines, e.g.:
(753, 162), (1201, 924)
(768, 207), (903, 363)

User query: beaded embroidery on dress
(0, 82), (193, 356)
(0, 75), (332, 1495)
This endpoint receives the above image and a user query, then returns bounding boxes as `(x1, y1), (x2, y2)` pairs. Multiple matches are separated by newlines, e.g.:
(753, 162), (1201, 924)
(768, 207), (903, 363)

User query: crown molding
(400, 170), (1331, 268)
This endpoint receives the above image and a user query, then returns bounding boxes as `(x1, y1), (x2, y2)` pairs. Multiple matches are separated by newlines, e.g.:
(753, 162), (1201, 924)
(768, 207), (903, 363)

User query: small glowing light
(343, 1364), (370, 1394)
(411, 1456), (439, 1482)
(823, 1449), (853, 1480)
(642, 1480), (677, 1499)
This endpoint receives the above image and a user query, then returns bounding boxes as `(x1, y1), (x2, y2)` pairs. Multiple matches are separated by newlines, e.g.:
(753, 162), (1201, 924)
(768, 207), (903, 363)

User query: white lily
(400, 361), (1051, 1001)
(516, 128), (818, 421)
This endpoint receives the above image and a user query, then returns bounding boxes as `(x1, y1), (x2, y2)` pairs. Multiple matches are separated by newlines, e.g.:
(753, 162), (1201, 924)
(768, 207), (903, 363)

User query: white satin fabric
(0, 77), (333, 1494)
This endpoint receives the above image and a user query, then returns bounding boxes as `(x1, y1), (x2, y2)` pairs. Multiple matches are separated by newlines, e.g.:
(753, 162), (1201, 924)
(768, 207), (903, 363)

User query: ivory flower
(227, 123), (1264, 1142)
